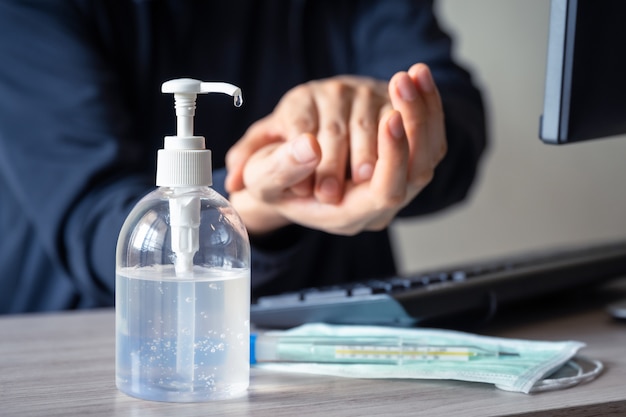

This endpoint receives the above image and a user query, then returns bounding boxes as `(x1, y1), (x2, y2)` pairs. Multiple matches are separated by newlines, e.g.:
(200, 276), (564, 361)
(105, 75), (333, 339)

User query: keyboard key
(348, 285), (373, 296)
(303, 288), (348, 300)
(256, 292), (301, 305)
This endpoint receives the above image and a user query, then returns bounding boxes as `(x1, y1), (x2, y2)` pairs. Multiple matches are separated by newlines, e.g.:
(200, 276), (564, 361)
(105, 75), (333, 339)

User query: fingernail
(397, 73), (418, 102)
(291, 134), (317, 163)
(388, 112), (405, 139)
(357, 163), (374, 181)
(417, 66), (435, 93)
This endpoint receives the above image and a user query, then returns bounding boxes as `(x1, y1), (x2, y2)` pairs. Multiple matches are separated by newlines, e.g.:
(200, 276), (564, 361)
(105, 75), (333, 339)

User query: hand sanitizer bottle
(115, 79), (250, 402)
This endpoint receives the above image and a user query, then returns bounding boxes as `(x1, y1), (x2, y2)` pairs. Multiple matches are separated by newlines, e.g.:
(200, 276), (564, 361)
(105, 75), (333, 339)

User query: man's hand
(225, 63), (447, 236)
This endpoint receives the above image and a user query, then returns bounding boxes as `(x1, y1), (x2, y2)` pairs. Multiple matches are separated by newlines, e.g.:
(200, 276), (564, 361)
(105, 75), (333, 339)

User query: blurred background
(392, 0), (626, 273)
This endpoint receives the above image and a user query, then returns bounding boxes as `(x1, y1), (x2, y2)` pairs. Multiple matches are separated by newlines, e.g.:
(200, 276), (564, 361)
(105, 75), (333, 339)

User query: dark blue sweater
(0, 0), (486, 314)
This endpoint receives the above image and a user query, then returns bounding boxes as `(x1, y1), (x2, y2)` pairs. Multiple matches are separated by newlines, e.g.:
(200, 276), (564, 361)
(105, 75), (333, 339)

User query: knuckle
(352, 116), (376, 134)
(356, 84), (375, 100)
(287, 83), (311, 97)
(294, 116), (316, 133)
(322, 80), (349, 97)
(386, 189), (408, 207)
(413, 168), (435, 189)
(438, 141), (448, 162)
(323, 120), (347, 139)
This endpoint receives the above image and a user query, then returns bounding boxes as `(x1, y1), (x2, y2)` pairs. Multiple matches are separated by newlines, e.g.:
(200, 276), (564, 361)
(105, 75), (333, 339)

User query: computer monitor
(539, 0), (626, 144)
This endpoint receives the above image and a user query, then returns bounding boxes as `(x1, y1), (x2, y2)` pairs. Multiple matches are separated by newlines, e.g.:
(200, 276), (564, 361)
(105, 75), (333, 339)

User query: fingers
(369, 110), (410, 205)
(349, 86), (382, 184)
(242, 133), (321, 202)
(389, 63), (446, 190)
(270, 111), (410, 236)
(312, 82), (351, 204)
(229, 76), (390, 205)
(278, 84), (320, 140)
(408, 63), (447, 164)
(313, 78), (391, 201)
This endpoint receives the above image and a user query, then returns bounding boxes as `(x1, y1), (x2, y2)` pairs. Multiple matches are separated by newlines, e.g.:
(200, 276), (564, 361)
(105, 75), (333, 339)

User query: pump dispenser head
(157, 78), (243, 276)
(156, 78), (243, 187)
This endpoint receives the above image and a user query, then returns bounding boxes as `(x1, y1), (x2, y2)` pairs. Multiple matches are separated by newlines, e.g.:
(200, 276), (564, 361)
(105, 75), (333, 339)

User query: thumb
(243, 133), (321, 201)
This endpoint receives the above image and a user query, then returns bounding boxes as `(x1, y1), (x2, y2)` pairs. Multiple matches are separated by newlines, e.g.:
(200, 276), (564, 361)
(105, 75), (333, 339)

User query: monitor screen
(539, 0), (626, 144)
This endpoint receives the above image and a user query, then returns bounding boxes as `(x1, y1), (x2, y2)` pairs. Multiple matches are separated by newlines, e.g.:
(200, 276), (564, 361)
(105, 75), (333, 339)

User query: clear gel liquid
(115, 266), (250, 402)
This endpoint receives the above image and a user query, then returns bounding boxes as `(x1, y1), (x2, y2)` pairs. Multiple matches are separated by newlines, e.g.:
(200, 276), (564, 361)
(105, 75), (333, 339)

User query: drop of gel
(234, 93), (243, 107)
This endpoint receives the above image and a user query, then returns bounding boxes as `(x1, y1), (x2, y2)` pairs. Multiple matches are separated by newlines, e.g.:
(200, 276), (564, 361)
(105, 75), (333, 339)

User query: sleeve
(0, 1), (151, 303)
(349, 0), (488, 217)
(239, 0), (488, 294)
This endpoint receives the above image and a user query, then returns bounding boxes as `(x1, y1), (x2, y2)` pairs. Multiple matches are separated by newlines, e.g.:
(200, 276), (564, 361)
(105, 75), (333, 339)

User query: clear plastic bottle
(115, 79), (250, 402)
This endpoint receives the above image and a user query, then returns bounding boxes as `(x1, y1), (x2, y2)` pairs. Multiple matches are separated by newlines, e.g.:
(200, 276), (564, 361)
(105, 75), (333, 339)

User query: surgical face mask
(251, 323), (603, 394)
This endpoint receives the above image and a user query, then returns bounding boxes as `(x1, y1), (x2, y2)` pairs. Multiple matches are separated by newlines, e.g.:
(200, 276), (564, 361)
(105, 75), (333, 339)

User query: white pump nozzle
(161, 79), (243, 139)
(157, 78), (243, 276)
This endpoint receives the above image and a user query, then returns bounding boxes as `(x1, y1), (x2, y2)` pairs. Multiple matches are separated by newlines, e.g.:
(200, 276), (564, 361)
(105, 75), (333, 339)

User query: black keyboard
(250, 240), (626, 328)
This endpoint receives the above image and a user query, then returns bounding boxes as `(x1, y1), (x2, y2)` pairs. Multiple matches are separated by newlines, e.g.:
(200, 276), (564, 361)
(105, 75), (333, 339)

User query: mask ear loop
(528, 356), (604, 393)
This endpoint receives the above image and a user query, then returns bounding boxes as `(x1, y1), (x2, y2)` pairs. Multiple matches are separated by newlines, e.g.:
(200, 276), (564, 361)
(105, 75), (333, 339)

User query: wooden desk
(2, 284), (626, 417)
